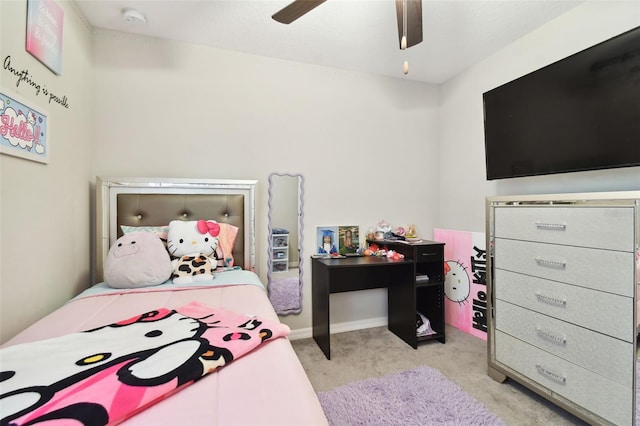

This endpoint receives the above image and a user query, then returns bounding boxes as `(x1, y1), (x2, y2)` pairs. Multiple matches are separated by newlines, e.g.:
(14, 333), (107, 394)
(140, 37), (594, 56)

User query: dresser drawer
(494, 206), (635, 251)
(494, 269), (634, 342)
(494, 238), (634, 296)
(495, 300), (634, 387)
(495, 331), (632, 426)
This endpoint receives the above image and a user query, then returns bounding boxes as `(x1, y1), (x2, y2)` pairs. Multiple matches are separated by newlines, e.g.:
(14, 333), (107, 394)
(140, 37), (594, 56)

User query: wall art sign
(3, 55), (71, 109)
(433, 228), (487, 341)
(26, 0), (64, 75)
(0, 91), (49, 164)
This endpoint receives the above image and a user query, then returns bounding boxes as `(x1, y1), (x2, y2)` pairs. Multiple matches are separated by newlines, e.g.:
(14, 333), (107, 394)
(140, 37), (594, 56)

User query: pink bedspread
(1, 284), (328, 426)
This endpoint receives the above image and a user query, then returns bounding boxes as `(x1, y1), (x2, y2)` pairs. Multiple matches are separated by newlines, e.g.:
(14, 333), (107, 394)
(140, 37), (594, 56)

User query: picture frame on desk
(338, 225), (359, 254)
(317, 225), (361, 255)
(316, 226), (338, 254)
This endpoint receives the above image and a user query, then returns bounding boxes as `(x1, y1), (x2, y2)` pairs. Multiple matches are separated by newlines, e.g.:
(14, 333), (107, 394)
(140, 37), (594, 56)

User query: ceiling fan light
(396, 0), (423, 50)
(403, 61), (409, 75)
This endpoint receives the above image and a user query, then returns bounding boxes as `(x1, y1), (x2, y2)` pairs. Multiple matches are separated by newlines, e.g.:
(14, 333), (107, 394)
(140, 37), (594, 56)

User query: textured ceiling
(74, 0), (585, 83)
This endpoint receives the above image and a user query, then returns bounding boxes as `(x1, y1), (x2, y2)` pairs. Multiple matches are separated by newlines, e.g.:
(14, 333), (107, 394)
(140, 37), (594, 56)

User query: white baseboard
(288, 316), (388, 341)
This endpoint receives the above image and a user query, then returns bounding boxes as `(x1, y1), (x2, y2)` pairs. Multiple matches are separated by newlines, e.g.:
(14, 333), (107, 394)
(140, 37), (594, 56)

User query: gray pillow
(104, 231), (172, 288)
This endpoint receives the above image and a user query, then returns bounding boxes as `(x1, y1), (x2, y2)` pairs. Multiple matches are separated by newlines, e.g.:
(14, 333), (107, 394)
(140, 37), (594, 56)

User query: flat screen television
(483, 26), (640, 180)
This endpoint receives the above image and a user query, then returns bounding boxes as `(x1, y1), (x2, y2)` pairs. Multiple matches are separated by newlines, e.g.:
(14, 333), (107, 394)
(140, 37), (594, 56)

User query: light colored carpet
(291, 325), (587, 426)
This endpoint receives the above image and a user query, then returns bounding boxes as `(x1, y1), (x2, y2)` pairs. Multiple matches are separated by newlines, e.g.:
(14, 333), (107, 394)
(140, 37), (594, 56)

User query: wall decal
(3, 55), (70, 109)
(0, 91), (49, 164)
(26, 0), (64, 75)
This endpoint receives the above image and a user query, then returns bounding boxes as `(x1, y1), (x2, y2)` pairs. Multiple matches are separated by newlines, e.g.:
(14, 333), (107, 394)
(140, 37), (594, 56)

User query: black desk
(311, 256), (415, 360)
(369, 239), (446, 346)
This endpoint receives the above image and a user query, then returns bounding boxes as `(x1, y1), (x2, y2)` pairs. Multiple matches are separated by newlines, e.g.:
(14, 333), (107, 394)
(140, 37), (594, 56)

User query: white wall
(438, 1), (640, 233)
(2, 1), (637, 344)
(0, 0), (94, 343)
(91, 30), (440, 334)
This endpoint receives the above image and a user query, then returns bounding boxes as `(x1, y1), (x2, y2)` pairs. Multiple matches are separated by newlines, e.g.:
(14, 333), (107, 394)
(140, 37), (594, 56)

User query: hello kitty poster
(433, 228), (487, 341)
(0, 91), (49, 164)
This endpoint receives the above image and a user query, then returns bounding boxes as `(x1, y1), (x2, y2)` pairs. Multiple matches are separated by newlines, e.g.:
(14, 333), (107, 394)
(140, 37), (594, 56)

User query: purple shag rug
(269, 276), (301, 315)
(317, 366), (505, 426)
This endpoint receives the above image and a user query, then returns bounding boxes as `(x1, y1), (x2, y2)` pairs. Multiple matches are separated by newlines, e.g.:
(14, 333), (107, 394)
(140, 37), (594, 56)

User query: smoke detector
(122, 8), (147, 24)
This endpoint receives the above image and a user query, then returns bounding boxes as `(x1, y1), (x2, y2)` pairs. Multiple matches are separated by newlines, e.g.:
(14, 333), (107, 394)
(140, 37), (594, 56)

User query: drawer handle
(536, 364), (566, 384)
(420, 252), (438, 257)
(535, 257), (566, 269)
(535, 221), (567, 230)
(536, 327), (567, 345)
(535, 292), (566, 307)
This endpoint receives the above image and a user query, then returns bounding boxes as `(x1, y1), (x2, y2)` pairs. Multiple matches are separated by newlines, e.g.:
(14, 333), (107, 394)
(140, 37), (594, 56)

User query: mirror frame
(267, 172), (304, 315)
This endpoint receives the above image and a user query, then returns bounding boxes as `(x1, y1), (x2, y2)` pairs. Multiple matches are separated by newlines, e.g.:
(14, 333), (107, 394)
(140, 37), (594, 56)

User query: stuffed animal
(395, 224), (409, 237)
(167, 219), (220, 284)
(104, 231), (172, 288)
(377, 219), (392, 239)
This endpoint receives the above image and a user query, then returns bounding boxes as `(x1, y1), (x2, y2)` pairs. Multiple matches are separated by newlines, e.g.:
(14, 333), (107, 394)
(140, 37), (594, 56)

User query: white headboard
(95, 177), (257, 283)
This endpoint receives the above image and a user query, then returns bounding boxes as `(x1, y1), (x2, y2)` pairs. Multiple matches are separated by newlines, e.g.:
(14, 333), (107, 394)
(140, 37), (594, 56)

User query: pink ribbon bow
(197, 219), (220, 237)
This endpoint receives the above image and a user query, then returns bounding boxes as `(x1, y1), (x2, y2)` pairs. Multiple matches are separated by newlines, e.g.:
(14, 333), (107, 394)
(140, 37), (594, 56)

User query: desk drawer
(494, 269), (633, 342)
(495, 331), (632, 426)
(415, 245), (444, 261)
(494, 206), (635, 251)
(495, 300), (634, 387)
(415, 245), (445, 283)
(327, 261), (413, 293)
(494, 238), (634, 296)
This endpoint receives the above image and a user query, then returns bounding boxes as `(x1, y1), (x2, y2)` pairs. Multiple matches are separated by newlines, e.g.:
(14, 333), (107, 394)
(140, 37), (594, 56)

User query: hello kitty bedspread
(1, 272), (328, 426)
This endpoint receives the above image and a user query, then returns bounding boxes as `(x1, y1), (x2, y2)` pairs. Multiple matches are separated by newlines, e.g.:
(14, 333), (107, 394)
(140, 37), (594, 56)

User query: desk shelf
(416, 278), (439, 288)
(416, 283), (445, 343)
(369, 239), (446, 344)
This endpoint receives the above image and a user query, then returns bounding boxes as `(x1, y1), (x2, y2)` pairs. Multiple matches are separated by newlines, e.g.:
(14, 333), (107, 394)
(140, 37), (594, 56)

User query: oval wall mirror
(267, 173), (304, 315)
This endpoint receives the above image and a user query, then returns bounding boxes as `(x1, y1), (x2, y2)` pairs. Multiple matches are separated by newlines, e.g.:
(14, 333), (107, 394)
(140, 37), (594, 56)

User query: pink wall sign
(26, 0), (64, 75)
(0, 91), (49, 164)
(433, 228), (487, 341)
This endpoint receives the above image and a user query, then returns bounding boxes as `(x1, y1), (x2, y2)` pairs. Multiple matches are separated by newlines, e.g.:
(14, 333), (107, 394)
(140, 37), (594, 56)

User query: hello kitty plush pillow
(167, 219), (220, 284)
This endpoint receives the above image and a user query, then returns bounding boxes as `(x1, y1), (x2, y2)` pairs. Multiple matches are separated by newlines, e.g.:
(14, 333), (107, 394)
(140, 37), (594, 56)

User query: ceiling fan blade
(272, 0), (327, 24)
(395, 0), (423, 49)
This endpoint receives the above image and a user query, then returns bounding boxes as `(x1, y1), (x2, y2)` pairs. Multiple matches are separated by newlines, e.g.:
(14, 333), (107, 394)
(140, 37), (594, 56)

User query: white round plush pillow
(104, 231), (172, 288)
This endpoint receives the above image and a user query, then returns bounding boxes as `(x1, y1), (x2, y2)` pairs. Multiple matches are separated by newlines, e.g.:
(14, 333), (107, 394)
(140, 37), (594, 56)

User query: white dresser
(486, 191), (639, 425)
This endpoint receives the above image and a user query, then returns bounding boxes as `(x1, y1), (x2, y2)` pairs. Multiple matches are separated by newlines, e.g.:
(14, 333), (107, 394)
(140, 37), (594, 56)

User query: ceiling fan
(272, 0), (423, 50)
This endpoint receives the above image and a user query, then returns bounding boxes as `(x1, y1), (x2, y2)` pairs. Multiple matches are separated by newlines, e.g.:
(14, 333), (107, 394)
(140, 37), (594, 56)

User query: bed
(1, 177), (328, 426)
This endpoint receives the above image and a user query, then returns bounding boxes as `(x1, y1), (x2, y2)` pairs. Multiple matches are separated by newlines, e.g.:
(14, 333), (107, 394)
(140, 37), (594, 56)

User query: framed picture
(26, 0), (64, 75)
(0, 91), (49, 164)
(338, 225), (359, 254)
(316, 226), (338, 254)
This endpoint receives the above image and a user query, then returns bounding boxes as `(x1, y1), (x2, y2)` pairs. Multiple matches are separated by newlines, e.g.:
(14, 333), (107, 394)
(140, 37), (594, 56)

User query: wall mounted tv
(483, 27), (640, 180)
